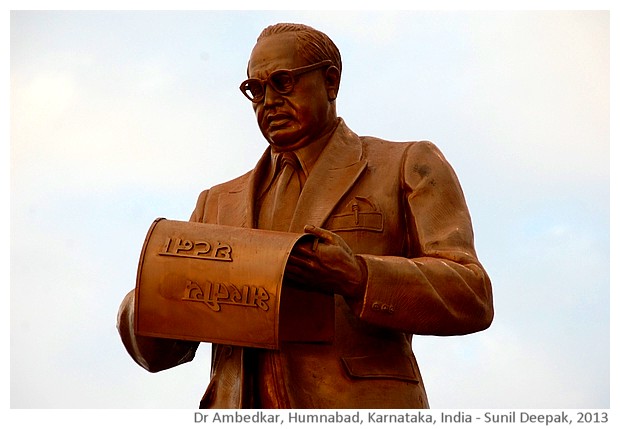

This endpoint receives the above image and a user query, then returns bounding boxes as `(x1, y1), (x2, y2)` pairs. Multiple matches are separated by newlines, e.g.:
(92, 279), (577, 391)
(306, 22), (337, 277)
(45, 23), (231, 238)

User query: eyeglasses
(239, 60), (333, 103)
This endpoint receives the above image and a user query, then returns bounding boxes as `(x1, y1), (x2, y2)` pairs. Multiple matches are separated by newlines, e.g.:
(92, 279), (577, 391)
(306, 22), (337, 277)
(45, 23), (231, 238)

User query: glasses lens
(243, 80), (264, 101)
(269, 71), (295, 94)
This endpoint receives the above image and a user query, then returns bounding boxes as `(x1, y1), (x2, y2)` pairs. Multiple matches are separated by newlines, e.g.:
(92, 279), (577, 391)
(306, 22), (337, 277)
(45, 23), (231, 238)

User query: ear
(324, 66), (341, 101)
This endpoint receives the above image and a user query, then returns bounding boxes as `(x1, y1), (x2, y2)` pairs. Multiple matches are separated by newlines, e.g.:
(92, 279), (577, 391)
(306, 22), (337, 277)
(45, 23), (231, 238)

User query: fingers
(284, 252), (317, 286)
(288, 245), (319, 272)
(304, 224), (354, 258)
(304, 224), (337, 244)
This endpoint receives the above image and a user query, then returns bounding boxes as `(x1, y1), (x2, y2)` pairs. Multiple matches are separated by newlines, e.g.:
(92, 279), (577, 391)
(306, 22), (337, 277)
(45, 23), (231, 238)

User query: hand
(284, 225), (366, 300)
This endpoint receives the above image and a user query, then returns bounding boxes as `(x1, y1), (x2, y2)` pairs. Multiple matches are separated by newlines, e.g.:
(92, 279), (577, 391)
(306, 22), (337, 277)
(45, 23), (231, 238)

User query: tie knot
(280, 152), (300, 170)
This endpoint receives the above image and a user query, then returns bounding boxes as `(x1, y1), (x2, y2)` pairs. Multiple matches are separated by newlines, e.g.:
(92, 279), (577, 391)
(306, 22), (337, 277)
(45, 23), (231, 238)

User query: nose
(262, 83), (283, 107)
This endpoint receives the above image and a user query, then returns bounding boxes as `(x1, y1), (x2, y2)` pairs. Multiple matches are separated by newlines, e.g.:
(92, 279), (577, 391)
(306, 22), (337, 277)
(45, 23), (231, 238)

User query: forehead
(247, 33), (301, 78)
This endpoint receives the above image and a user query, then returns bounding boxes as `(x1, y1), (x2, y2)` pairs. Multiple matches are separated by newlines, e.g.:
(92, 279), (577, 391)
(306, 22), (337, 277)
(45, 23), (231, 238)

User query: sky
(8, 5), (613, 414)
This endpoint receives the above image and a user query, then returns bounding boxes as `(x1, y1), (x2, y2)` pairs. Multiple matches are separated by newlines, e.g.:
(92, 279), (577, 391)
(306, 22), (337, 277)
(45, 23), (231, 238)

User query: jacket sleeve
(352, 141), (493, 336)
(116, 290), (198, 372)
(115, 191), (210, 372)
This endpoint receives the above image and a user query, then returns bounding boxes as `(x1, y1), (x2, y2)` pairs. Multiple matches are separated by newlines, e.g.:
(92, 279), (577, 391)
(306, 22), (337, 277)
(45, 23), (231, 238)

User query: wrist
(346, 255), (367, 300)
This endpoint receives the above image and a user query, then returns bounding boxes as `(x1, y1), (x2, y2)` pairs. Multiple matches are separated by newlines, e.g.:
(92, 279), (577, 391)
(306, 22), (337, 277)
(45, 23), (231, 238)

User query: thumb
(303, 224), (337, 244)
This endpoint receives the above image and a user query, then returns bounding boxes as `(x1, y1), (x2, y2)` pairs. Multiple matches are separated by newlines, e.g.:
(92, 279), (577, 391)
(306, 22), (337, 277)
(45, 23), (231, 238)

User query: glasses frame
(239, 60), (333, 103)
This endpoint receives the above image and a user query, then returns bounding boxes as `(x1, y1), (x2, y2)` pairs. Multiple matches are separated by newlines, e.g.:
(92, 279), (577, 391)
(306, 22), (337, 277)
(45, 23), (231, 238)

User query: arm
(117, 290), (198, 372)
(354, 141), (493, 335)
(287, 141), (493, 336)
(115, 191), (210, 372)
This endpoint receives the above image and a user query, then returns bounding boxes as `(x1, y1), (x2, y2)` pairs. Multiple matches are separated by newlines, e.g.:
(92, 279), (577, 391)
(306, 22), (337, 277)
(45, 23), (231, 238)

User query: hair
(256, 23), (342, 73)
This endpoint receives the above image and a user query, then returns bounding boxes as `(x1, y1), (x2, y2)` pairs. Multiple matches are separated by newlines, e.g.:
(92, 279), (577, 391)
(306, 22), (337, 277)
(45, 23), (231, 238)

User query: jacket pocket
(341, 354), (419, 383)
(326, 196), (384, 232)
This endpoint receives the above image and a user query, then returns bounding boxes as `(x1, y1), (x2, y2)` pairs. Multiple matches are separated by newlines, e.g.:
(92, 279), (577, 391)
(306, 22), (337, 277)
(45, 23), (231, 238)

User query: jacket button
(372, 301), (395, 314)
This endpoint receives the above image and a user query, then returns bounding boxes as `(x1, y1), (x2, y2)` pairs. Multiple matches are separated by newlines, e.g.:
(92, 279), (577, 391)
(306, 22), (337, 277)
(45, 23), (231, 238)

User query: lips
(265, 113), (292, 129)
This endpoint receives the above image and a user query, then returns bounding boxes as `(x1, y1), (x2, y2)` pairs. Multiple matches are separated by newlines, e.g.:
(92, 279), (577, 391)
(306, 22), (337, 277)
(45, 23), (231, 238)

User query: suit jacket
(117, 119), (493, 409)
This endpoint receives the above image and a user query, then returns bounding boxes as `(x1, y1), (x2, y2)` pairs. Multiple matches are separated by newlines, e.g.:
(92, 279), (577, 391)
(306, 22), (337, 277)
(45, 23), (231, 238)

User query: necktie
(269, 152), (305, 231)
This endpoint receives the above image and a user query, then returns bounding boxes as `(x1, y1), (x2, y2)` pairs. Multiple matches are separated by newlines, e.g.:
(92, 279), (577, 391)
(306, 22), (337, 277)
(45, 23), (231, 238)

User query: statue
(117, 22), (494, 409)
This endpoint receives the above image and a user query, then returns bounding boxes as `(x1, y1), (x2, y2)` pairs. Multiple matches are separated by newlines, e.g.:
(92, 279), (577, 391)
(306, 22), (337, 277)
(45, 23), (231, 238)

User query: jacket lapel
(215, 147), (271, 228)
(290, 122), (367, 232)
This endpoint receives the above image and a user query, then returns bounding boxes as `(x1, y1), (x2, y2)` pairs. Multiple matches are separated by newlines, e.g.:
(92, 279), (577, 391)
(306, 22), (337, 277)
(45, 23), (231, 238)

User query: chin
(266, 131), (303, 151)
(269, 141), (298, 152)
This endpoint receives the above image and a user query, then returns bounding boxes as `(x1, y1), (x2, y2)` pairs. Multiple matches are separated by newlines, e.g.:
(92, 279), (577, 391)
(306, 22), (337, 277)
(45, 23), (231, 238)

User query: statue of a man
(117, 22), (493, 408)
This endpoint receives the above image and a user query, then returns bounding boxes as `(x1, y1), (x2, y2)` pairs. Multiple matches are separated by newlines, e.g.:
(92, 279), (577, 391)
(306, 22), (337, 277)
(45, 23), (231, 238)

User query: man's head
(241, 23), (342, 152)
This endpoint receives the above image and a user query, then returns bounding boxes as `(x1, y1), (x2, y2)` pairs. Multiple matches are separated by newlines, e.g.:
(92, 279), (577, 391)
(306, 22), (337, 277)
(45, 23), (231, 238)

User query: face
(247, 33), (338, 151)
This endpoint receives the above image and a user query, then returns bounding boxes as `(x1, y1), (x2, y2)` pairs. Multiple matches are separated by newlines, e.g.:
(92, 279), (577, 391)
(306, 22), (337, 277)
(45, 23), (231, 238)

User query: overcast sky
(9, 6), (612, 413)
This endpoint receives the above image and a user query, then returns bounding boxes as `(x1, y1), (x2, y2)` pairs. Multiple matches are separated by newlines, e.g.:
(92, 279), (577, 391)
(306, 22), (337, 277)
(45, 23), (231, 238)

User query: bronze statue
(117, 22), (494, 409)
